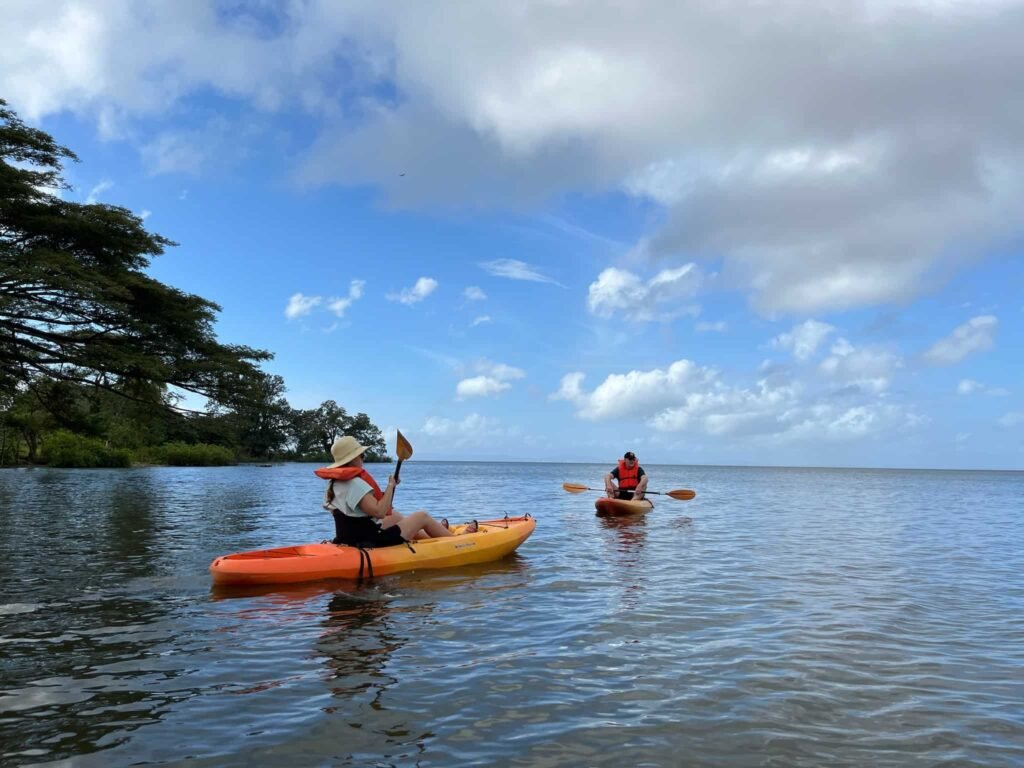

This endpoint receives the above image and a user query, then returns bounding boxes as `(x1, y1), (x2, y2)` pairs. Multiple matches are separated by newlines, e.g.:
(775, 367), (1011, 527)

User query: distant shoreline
(3, 461), (1019, 473)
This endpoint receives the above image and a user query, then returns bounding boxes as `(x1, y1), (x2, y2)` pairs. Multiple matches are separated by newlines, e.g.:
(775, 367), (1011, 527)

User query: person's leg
(635, 475), (649, 500)
(391, 510), (453, 539)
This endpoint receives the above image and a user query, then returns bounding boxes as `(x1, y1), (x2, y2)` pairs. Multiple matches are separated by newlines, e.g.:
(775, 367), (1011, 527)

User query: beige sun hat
(329, 435), (368, 467)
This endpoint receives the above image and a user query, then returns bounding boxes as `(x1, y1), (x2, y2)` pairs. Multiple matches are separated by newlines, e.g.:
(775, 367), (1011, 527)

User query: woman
(320, 435), (477, 547)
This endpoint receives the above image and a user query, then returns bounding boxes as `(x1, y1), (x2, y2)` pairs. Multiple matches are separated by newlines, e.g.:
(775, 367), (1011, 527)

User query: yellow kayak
(210, 515), (536, 586)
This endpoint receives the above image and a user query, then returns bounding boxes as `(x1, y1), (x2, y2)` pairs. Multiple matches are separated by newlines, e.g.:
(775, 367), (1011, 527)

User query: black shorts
(367, 524), (406, 548)
(333, 512), (407, 548)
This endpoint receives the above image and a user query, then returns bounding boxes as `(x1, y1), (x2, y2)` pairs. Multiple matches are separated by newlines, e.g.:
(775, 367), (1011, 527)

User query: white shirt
(327, 478), (375, 518)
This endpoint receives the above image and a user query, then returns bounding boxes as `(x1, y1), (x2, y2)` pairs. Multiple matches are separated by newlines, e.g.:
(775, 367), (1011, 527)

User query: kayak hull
(210, 515), (536, 586)
(595, 497), (653, 517)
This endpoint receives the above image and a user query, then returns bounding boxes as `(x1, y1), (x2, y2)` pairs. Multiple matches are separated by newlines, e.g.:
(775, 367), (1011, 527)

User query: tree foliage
(0, 100), (392, 467)
(0, 98), (270, 407)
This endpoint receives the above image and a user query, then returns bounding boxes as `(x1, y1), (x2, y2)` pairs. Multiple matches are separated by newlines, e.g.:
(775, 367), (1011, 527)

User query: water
(1, 462), (1022, 767)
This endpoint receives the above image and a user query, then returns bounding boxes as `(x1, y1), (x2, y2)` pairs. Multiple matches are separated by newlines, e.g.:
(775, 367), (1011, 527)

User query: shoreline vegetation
(1, 99), (390, 469)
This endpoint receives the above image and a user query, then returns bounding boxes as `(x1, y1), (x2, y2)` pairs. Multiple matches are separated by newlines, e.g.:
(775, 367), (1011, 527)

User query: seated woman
(320, 436), (477, 548)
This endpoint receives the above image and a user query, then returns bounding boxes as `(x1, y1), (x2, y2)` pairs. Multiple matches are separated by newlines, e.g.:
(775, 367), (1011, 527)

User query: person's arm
(357, 476), (398, 519)
(604, 469), (617, 496)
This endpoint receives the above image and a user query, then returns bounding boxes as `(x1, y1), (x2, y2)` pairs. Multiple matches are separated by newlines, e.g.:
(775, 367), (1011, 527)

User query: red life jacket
(314, 466), (383, 501)
(617, 459), (640, 491)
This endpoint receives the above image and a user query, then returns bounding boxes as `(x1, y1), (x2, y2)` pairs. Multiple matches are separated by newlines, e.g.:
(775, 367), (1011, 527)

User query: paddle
(394, 429), (413, 483)
(562, 482), (696, 501)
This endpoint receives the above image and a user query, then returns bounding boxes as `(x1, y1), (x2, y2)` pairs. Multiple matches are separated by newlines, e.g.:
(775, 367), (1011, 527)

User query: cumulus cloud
(772, 320), (835, 361)
(924, 315), (998, 364)
(8, 3), (1024, 313)
(285, 292), (321, 319)
(479, 259), (560, 285)
(470, 314), (491, 327)
(552, 358), (921, 442)
(587, 264), (702, 322)
(455, 359), (525, 400)
(819, 338), (901, 393)
(464, 286), (487, 301)
(387, 276), (438, 305)
(327, 280), (365, 318)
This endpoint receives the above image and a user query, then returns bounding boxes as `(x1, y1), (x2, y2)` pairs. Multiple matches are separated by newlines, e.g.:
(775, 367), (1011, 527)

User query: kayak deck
(595, 497), (653, 517)
(210, 515), (535, 586)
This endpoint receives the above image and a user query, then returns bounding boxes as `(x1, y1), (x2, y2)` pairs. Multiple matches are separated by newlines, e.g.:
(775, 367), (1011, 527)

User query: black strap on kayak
(356, 547), (374, 584)
(404, 540), (416, 554)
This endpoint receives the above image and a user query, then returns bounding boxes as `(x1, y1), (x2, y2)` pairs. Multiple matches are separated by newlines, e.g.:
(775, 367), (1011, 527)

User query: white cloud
(696, 320), (727, 333)
(772, 320), (835, 361)
(819, 338), (901, 393)
(421, 413), (519, 446)
(997, 412), (1024, 427)
(84, 179), (113, 204)
(958, 378), (983, 395)
(141, 133), (205, 176)
(8, 3), (1024, 314)
(455, 359), (525, 400)
(139, 209), (152, 220)
(924, 315), (998, 364)
(587, 265), (702, 322)
(479, 259), (559, 285)
(285, 292), (321, 319)
(327, 280), (365, 318)
(470, 314), (491, 327)
(387, 276), (438, 305)
(552, 358), (922, 442)
(455, 376), (511, 399)
(464, 286), (487, 301)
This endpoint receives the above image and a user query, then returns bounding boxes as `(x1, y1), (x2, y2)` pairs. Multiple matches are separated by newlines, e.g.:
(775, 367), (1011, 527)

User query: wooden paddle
(395, 429), (413, 482)
(562, 482), (696, 501)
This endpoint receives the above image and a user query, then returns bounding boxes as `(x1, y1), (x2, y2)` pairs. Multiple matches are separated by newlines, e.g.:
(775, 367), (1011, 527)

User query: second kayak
(595, 497), (654, 517)
(210, 514), (535, 586)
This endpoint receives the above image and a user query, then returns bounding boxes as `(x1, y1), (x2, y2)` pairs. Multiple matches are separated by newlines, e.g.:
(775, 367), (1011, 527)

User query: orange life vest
(315, 466), (384, 501)
(617, 459), (640, 491)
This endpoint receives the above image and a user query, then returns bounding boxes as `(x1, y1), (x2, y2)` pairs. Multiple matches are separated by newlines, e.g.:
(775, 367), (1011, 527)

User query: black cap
(623, 451), (636, 460)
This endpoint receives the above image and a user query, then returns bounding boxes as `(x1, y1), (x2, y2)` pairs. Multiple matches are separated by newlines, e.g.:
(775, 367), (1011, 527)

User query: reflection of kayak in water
(595, 497), (654, 517)
(210, 515), (536, 586)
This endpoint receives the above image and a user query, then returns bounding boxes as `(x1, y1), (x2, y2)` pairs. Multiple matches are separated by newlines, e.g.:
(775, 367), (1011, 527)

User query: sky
(2, 0), (1022, 469)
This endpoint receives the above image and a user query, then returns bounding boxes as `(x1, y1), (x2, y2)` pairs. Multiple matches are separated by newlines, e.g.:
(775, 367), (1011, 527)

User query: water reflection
(598, 515), (648, 609)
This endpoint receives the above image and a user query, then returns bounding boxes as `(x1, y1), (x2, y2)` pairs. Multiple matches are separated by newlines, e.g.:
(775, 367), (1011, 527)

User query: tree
(0, 99), (270, 410)
(212, 372), (292, 459)
(346, 411), (389, 462)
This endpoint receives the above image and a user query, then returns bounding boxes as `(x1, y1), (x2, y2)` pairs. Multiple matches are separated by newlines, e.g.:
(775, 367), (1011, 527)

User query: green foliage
(0, 101), (393, 469)
(0, 99), (270, 409)
(148, 442), (236, 466)
(42, 430), (131, 468)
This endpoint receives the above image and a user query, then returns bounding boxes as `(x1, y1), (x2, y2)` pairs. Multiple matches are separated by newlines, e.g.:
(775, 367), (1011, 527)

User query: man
(604, 451), (649, 500)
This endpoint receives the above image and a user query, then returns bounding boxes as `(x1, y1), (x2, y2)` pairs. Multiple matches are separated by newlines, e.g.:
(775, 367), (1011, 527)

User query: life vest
(617, 459), (640, 491)
(314, 466), (384, 506)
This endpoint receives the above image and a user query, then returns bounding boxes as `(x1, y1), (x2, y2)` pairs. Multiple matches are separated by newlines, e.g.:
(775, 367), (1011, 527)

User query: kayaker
(321, 435), (478, 547)
(604, 451), (649, 501)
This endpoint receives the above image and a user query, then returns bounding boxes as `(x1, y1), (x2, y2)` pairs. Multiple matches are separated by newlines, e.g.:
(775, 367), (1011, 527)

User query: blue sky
(3, 1), (1022, 469)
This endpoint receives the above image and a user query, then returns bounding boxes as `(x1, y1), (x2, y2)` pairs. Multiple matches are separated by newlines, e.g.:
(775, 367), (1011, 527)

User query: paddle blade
(562, 482), (590, 494)
(396, 429), (413, 461)
(667, 489), (696, 501)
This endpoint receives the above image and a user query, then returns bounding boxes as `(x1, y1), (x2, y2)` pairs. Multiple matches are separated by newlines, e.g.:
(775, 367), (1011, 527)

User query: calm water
(1, 462), (1022, 767)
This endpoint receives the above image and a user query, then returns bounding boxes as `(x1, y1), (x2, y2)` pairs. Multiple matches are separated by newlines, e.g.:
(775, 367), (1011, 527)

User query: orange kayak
(595, 497), (653, 517)
(210, 515), (535, 586)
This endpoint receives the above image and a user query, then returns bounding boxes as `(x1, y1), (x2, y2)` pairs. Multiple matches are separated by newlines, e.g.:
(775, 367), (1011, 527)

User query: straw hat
(329, 435), (368, 467)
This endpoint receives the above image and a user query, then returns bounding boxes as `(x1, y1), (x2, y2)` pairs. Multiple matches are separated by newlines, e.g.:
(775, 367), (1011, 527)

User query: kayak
(209, 515), (535, 586)
(595, 497), (654, 517)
